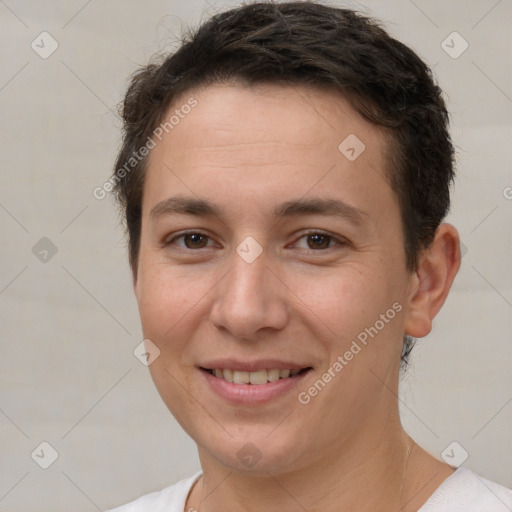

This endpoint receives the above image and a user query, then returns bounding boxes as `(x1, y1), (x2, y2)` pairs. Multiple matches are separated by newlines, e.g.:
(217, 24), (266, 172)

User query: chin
(196, 427), (313, 476)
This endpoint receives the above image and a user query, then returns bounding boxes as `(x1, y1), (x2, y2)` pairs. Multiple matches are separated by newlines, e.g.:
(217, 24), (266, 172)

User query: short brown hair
(112, 1), (456, 365)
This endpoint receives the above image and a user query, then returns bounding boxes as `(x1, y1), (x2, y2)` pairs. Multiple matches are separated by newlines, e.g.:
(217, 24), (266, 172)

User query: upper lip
(199, 359), (312, 372)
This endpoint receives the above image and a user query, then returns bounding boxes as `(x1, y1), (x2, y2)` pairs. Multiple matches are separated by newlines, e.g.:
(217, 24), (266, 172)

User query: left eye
(293, 232), (342, 250)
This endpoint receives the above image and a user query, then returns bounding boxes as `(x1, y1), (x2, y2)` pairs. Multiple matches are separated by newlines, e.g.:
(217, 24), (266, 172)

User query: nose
(210, 246), (289, 340)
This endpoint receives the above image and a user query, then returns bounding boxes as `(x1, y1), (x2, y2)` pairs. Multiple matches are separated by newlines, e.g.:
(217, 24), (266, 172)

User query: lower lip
(201, 369), (311, 405)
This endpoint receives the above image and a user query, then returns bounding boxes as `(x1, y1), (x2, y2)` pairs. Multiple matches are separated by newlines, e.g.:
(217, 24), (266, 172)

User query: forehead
(162, 83), (386, 157)
(142, 83), (395, 221)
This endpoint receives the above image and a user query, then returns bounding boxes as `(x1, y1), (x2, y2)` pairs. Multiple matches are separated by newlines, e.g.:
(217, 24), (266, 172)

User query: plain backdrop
(1, 1), (511, 510)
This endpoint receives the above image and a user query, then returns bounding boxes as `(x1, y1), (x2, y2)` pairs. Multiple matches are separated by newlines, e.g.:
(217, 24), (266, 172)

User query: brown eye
(306, 233), (332, 250)
(182, 233), (209, 249)
(291, 231), (346, 252)
(164, 232), (215, 250)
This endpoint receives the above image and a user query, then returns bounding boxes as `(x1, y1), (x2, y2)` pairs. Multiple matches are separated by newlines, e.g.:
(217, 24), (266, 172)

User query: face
(134, 83), (417, 474)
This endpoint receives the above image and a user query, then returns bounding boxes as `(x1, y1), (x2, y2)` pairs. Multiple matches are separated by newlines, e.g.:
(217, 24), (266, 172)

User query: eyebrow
(150, 195), (368, 225)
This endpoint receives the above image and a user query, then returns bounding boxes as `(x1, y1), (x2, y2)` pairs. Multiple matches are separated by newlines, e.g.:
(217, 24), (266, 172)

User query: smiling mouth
(201, 367), (312, 385)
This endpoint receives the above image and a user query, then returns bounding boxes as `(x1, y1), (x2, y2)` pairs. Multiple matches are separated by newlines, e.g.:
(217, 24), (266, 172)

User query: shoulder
(420, 467), (512, 512)
(104, 472), (202, 512)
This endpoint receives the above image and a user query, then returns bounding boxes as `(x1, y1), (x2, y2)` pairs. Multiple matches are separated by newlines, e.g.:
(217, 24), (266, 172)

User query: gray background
(0, 0), (511, 510)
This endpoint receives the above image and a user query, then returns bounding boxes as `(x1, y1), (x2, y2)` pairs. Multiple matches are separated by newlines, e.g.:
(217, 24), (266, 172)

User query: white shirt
(105, 468), (512, 512)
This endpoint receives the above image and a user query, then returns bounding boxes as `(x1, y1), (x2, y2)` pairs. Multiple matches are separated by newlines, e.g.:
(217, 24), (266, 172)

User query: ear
(404, 223), (461, 338)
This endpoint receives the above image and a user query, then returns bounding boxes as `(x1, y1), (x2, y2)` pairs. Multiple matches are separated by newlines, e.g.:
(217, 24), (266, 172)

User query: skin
(133, 83), (461, 511)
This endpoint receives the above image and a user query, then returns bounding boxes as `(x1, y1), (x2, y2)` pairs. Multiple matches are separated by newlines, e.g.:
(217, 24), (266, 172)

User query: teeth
(210, 368), (304, 385)
(233, 371), (249, 384)
(249, 370), (268, 385)
(267, 369), (280, 382)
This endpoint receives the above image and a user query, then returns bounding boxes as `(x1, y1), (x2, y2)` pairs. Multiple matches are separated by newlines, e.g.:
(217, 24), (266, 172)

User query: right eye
(164, 231), (217, 250)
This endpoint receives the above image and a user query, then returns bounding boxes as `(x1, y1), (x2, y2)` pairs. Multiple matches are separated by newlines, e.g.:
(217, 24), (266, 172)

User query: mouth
(200, 367), (312, 385)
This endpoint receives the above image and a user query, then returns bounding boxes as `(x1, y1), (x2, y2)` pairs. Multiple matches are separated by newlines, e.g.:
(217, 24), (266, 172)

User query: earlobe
(404, 223), (461, 339)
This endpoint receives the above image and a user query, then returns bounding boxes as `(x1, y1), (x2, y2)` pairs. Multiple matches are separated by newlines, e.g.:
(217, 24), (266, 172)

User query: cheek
(291, 263), (407, 381)
(136, 259), (208, 331)
(135, 258), (229, 380)
(135, 264), (208, 412)
(289, 262), (398, 334)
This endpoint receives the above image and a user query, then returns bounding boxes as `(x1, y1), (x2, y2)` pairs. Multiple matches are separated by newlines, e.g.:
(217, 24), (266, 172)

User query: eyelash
(164, 230), (347, 252)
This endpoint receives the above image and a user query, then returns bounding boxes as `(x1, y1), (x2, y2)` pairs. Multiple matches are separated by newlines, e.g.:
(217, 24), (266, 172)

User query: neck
(187, 415), (443, 512)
